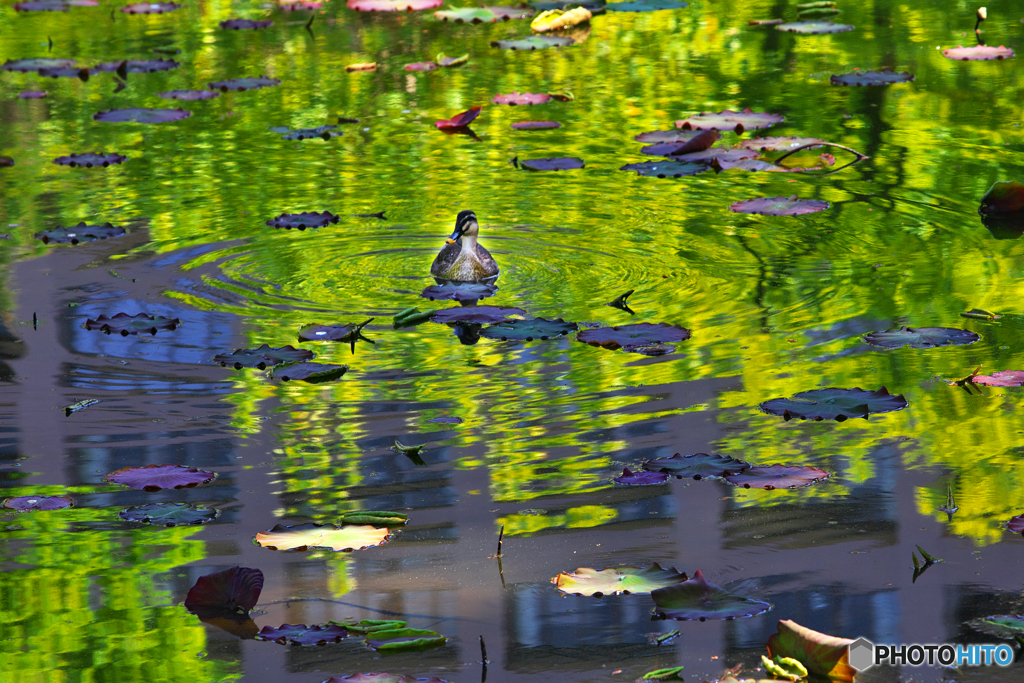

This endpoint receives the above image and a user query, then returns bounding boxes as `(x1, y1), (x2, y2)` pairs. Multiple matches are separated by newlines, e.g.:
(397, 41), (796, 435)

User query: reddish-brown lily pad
(980, 181), (1024, 213)
(643, 453), (749, 480)
(520, 157), (584, 171)
(766, 619), (855, 681)
(158, 89), (221, 101)
(105, 464), (217, 491)
(120, 2), (181, 12)
(676, 107), (784, 134)
(619, 160), (711, 178)
(431, 306), (526, 324)
(776, 21), (854, 34)
(729, 195), (830, 216)
(759, 387), (908, 421)
(208, 76), (280, 92)
(971, 371), (1024, 387)
(221, 19), (273, 29)
(512, 120), (560, 130)
(652, 130), (722, 156)
(257, 624), (349, 646)
(830, 70), (914, 86)
(553, 563), (686, 596)
(84, 312), (180, 336)
(214, 344), (314, 369)
(480, 317), (577, 341)
(436, 106), (481, 129)
(577, 322), (691, 354)
(93, 59), (179, 73)
(53, 153), (127, 167)
(862, 326), (979, 349)
(651, 570), (772, 621)
(492, 92), (552, 105)
(266, 211), (340, 229)
(271, 363), (348, 383)
(405, 62), (439, 71)
(185, 566), (263, 617)
(942, 45), (1014, 61)
(737, 136), (824, 152)
(421, 282), (497, 301)
(94, 108), (191, 123)
(490, 36), (574, 50)
(614, 467), (669, 485)
(3, 495), (74, 511)
(724, 465), (831, 490)
(18, 91), (48, 99)
(347, 0), (443, 10)
(36, 222), (126, 243)
(1007, 514), (1024, 533)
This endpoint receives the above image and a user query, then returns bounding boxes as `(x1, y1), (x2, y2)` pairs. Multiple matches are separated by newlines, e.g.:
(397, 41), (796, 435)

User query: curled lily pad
(431, 306), (526, 324)
(520, 157), (584, 171)
(209, 76), (280, 92)
(405, 62), (439, 71)
(862, 326), (979, 349)
(619, 160), (710, 178)
(53, 153), (127, 167)
(105, 464), (216, 491)
(272, 363), (348, 383)
(366, 628), (446, 652)
(830, 70), (914, 86)
(19, 91), (47, 98)
(38, 66), (91, 80)
(651, 570), (772, 621)
(120, 2), (181, 12)
(347, 0), (443, 10)
(676, 107), (784, 134)
(185, 566), (263, 617)
(759, 387), (908, 421)
(737, 136), (824, 152)
(254, 523), (392, 552)
(553, 563), (687, 596)
(221, 19), (273, 29)
(531, 7), (591, 32)
(36, 222), (126, 244)
(942, 45), (1014, 61)
(480, 317), (577, 341)
(766, 619), (855, 681)
(577, 322), (691, 354)
(729, 196), (830, 216)
(605, 0), (688, 10)
(1007, 515), (1024, 533)
(643, 453), (749, 480)
(421, 282), (497, 301)
(94, 59), (179, 73)
(158, 90), (221, 101)
(490, 36), (574, 50)
(512, 120), (560, 130)
(436, 106), (481, 129)
(120, 502), (219, 526)
(2, 58), (77, 72)
(614, 467), (669, 485)
(492, 92), (552, 105)
(94, 108), (191, 123)
(434, 7), (496, 22)
(724, 465), (831, 490)
(266, 211), (340, 229)
(214, 344), (314, 369)
(334, 620), (408, 634)
(279, 125), (338, 140)
(3, 495), (73, 511)
(84, 312), (180, 336)
(327, 674), (450, 683)
(257, 624), (348, 646)
(971, 371), (1024, 387)
(966, 615), (1024, 638)
(776, 21), (854, 34)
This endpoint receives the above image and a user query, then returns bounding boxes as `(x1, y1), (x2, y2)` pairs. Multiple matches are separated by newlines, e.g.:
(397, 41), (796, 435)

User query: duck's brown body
(430, 211), (499, 281)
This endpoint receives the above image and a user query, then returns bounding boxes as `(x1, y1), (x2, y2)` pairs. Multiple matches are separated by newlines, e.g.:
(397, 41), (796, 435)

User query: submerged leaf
(724, 465), (831, 490)
(862, 326), (979, 349)
(480, 317), (577, 341)
(614, 467), (670, 485)
(327, 673), (450, 683)
(3, 495), (74, 511)
(759, 387), (908, 421)
(766, 619), (855, 682)
(651, 570), (772, 620)
(676, 108), (784, 134)
(94, 108), (191, 123)
(553, 563), (687, 596)
(490, 36), (574, 50)
(120, 502), (218, 526)
(105, 464), (217, 491)
(257, 623), (349, 646)
(577, 322), (691, 354)
(271, 363), (348, 383)
(642, 667), (685, 680)
(84, 312), (180, 336)
(643, 453), (749, 480)
(36, 222), (126, 243)
(942, 45), (1014, 61)
(830, 70), (914, 86)
(93, 59), (179, 73)
(254, 523), (391, 552)
(729, 196), (830, 216)
(213, 344), (314, 369)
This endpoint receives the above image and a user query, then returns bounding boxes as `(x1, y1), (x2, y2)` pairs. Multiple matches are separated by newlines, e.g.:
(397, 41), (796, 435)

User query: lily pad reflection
(642, 453), (749, 480)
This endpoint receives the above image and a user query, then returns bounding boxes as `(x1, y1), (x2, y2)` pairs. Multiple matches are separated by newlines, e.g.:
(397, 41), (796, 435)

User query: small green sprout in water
(939, 483), (958, 518)
(912, 545), (942, 583)
(761, 655), (808, 681)
(642, 665), (684, 680)
(393, 440), (426, 466)
(653, 629), (681, 645)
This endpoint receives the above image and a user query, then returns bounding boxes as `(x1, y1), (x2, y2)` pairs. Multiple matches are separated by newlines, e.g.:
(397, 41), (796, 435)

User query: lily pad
(634, 129), (711, 144)
(184, 566), (263, 617)
(257, 623), (349, 646)
(766, 619), (855, 681)
(208, 76), (281, 92)
(646, 130), (721, 156)
(737, 136), (824, 152)
(1007, 515), (1024, 533)
(3, 495), (74, 511)
(512, 120), (561, 130)
(971, 371), (1024, 387)
(335, 619), (408, 634)
(724, 465), (831, 490)
(434, 7), (496, 22)
(553, 563), (687, 596)
(966, 615), (1024, 638)
(253, 523), (392, 552)
(271, 362), (348, 383)
(980, 181), (1024, 213)
(862, 326), (979, 349)
(36, 222), (126, 244)
(759, 386), (908, 421)
(605, 0), (687, 10)
(158, 90), (221, 101)
(520, 157), (584, 171)
(327, 675), (450, 683)
(347, 0), (443, 10)
(436, 106), (481, 129)
(221, 19), (273, 29)
(577, 322), (691, 354)
(492, 92), (552, 105)
(431, 306), (526, 324)
(366, 628), (447, 652)
(84, 312), (179, 336)
(421, 282), (497, 301)
(531, 7), (591, 32)
(214, 344), (314, 369)
(93, 59), (179, 73)
(729, 196), (830, 216)
(53, 153), (127, 167)
(776, 21), (854, 34)
(37, 66), (91, 80)
(298, 322), (370, 342)
(942, 45), (1014, 61)
(675, 107), (784, 134)
(642, 453), (749, 480)
(490, 36), (574, 50)
(614, 467), (669, 485)
(120, 2), (181, 12)
(14, 0), (96, 10)
(2, 58), (77, 72)
(266, 211), (340, 229)
(105, 464), (217, 491)
(119, 502), (219, 526)
(405, 62), (439, 71)
(651, 570), (772, 621)
(480, 317), (577, 341)
(94, 108), (191, 123)
(830, 70), (914, 86)
(619, 160), (710, 178)
(487, 5), (534, 19)
(669, 148), (758, 163)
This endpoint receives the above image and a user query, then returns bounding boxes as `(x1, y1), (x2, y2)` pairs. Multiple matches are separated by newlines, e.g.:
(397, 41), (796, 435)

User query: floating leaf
(18, 91), (47, 99)
(1007, 515), (1024, 533)
(120, 2), (181, 12)
(759, 387), (908, 421)
(862, 326), (979, 349)
(298, 320), (372, 342)
(605, 0), (688, 11)
(830, 70), (914, 86)
(257, 623), (349, 646)
(766, 619), (855, 682)
(158, 89), (221, 101)
(614, 467), (669, 485)
(265, 211), (340, 229)
(213, 344), (314, 369)
(53, 153), (127, 168)
(651, 570), (772, 620)
(93, 59), (179, 73)
(346, 63), (377, 72)
(436, 106), (481, 129)
(729, 196), (830, 216)
(254, 523), (391, 552)
(2, 58), (76, 72)
(736, 136), (824, 152)
(490, 36), (574, 50)
(486, 5), (534, 19)
(971, 371), (1024, 387)
(94, 108), (191, 123)
(966, 615), (1024, 639)
(14, 0), (96, 10)
(334, 619), (408, 634)
(642, 453), (749, 480)
(366, 628), (447, 652)
(648, 130), (721, 156)
(347, 0), (443, 10)
(405, 62), (439, 71)
(553, 563), (686, 596)
(64, 399), (99, 416)
(577, 322), (691, 354)
(3, 495), (73, 511)
(105, 464), (216, 491)
(185, 566), (263, 617)
(642, 667), (685, 680)
(619, 160), (710, 178)
(36, 222), (126, 244)
(669, 148), (759, 163)
(980, 181), (1024, 213)
(278, 125), (338, 140)
(492, 92), (553, 105)
(520, 157), (584, 171)
(942, 45), (1014, 61)
(339, 511), (409, 526)
(208, 76), (281, 92)
(84, 312), (180, 336)
(434, 7), (496, 22)
(675, 107), (784, 134)
(420, 282), (497, 301)
(220, 19), (273, 29)
(776, 21), (854, 34)
(512, 120), (561, 130)
(431, 306), (526, 324)
(531, 7), (591, 32)
(480, 317), (577, 341)
(120, 502), (218, 526)
(724, 465), (831, 490)
(271, 362), (348, 383)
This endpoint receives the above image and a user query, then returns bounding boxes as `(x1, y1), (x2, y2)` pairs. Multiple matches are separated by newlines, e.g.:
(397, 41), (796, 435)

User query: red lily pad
(120, 2), (181, 12)
(214, 344), (314, 369)
(208, 76), (281, 92)
(221, 19), (273, 29)
(643, 453), (750, 480)
(729, 195), (830, 216)
(365, 628), (446, 652)
(480, 317), (577, 341)
(766, 619), (855, 681)
(512, 120), (560, 130)
(271, 363), (348, 383)
(38, 66), (91, 80)
(651, 570), (772, 621)
(553, 564), (686, 596)
(421, 282), (497, 301)
(93, 59), (179, 73)
(737, 136), (824, 152)
(776, 21), (855, 34)
(520, 157), (584, 171)
(676, 107), (784, 134)
(18, 91), (47, 99)
(1007, 514), (1024, 533)
(36, 222), (126, 243)
(436, 106), (481, 129)
(84, 312), (180, 336)
(3, 495), (74, 511)
(724, 465), (831, 490)
(492, 92), (552, 105)
(431, 306), (526, 324)
(158, 89), (221, 101)
(347, 0), (443, 10)
(120, 502), (218, 526)
(94, 108), (191, 123)
(405, 62), (439, 71)
(619, 160), (711, 178)
(862, 326), (979, 349)
(971, 371), (1024, 387)
(258, 623), (349, 646)
(759, 386), (908, 421)
(490, 36), (574, 50)
(53, 153), (127, 167)
(434, 7), (496, 22)
(577, 322), (691, 354)
(2, 58), (77, 72)
(942, 45), (1014, 61)
(327, 675), (450, 683)
(105, 464), (217, 491)
(614, 467), (669, 485)
(487, 5), (534, 19)
(266, 211), (340, 229)
(830, 70), (914, 86)
(980, 181), (1024, 213)
(185, 566), (263, 617)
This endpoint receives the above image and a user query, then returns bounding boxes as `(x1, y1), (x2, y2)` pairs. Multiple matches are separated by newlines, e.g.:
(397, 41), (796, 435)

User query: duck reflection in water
(431, 210), (499, 345)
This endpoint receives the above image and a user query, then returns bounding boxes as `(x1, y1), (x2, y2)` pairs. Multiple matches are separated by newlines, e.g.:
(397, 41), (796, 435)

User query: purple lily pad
(971, 371), (1024, 387)
(651, 570), (772, 621)
(266, 211), (340, 229)
(428, 416), (463, 424)
(831, 70), (914, 86)
(213, 344), (314, 369)
(634, 129), (710, 144)
(18, 91), (48, 99)
(421, 282), (497, 301)
(405, 62), (439, 71)
(736, 136), (824, 152)
(730, 195), (831, 216)
(669, 148), (759, 163)
(185, 566), (263, 617)
(347, 0), (444, 11)
(84, 312), (180, 336)
(1007, 515), (1024, 534)
(158, 89), (221, 101)
(577, 322), (691, 354)
(93, 59), (179, 73)
(2, 58), (77, 72)
(327, 675), (450, 683)
(36, 222), (126, 243)
(676, 107), (784, 134)
(120, 502), (218, 526)
(862, 326), (979, 349)
(120, 2), (181, 12)
(271, 363), (348, 383)
(221, 19), (273, 29)
(759, 386), (908, 421)
(512, 120), (561, 130)
(3, 495), (74, 511)
(257, 623), (348, 646)
(619, 160), (711, 178)
(14, 0), (96, 10)
(490, 36), (574, 50)
(942, 45), (1014, 61)
(491, 92), (552, 105)
(643, 453), (750, 480)
(480, 317), (577, 341)
(105, 464), (217, 491)
(724, 465), (831, 490)
(53, 153), (127, 168)
(208, 76), (281, 92)
(776, 21), (855, 34)
(94, 108), (191, 123)
(614, 467), (669, 485)
(431, 306), (526, 324)
(520, 157), (584, 171)
(38, 66), (91, 80)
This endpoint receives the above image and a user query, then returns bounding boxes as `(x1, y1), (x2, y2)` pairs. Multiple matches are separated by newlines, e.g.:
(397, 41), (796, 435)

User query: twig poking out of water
(32, 313), (37, 330)
(496, 524), (504, 558)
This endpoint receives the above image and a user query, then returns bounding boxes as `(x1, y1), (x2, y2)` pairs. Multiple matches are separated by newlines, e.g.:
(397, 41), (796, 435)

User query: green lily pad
(271, 362), (348, 383)
(966, 615), (1024, 639)
(119, 502), (219, 526)
(643, 453), (749, 480)
(434, 7), (496, 22)
(651, 570), (772, 620)
(862, 326), (979, 349)
(481, 317), (578, 341)
(619, 160), (710, 178)
(760, 386), (908, 421)
(552, 563), (687, 596)
(331, 619), (407, 634)
(490, 35), (574, 50)
(605, 0), (687, 11)
(213, 344), (314, 370)
(365, 628), (447, 652)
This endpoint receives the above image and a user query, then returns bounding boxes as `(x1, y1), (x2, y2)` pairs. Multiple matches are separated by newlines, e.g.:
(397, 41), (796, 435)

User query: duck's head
(446, 210), (479, 244)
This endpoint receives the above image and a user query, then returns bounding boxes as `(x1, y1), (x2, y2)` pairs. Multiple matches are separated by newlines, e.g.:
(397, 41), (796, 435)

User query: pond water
(2, 1), (1024, 681)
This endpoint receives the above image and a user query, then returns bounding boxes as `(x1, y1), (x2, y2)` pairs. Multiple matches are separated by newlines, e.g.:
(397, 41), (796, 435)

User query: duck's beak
(445, 227), (462, 245)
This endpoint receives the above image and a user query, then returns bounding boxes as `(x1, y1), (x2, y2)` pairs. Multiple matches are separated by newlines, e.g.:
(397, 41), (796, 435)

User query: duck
(430, 210), (499, 282)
